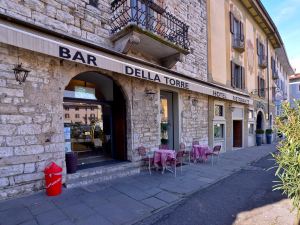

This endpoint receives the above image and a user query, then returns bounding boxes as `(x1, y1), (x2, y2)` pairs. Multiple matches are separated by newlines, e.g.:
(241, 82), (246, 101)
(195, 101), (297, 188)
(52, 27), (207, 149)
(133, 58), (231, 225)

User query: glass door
(160, 91), (174, 149)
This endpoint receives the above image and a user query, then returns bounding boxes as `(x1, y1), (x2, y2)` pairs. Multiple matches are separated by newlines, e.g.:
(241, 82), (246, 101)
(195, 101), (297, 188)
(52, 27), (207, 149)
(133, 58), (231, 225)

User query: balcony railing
(110, 0), (190, 51)
(258, 55), (267, 69)
(232, 35), (245, 52)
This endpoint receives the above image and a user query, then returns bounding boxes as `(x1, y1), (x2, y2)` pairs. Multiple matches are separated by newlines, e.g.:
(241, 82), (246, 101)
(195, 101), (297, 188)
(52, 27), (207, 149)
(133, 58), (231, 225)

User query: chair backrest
(159, 144), (169, 150)
(138, 146), (147, 156)
(179, 142), (185, 151)
(213, 145), (221, 153)
(192, 140), (199, 146)
(176, 150), (185, 159)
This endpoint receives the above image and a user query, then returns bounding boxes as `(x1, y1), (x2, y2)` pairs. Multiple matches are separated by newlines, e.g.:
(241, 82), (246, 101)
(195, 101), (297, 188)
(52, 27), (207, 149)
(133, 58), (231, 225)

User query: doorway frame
(160, 90), (179, 150)
(63, 72), (129, 168)
(231, 105), (244, 150)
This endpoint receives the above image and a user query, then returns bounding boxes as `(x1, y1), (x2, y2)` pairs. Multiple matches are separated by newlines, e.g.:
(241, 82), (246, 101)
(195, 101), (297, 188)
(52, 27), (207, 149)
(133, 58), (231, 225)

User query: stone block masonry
(0, 0), (209, 199)
(0, 0), (207, 81)
(0, 42), (209, 199)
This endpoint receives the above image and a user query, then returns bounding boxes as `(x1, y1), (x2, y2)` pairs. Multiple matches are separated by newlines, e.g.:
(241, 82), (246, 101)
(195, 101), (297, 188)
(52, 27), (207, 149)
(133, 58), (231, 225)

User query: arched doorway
(63, 72), (127, 169)
(256, 111), (264, 130)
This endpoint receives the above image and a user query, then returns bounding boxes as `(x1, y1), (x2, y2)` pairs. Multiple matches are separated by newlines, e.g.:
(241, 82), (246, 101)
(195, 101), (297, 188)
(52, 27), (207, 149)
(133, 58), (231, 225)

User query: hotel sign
(0, 19), (252, 105)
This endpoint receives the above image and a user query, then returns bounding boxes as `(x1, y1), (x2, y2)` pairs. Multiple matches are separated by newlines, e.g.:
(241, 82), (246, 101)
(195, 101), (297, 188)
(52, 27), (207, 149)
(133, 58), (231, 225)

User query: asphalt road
(135, 155), (285, 225)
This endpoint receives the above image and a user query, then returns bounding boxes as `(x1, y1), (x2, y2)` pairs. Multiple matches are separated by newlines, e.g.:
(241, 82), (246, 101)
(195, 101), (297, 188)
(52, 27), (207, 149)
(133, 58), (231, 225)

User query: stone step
(65, 162), (141, 188)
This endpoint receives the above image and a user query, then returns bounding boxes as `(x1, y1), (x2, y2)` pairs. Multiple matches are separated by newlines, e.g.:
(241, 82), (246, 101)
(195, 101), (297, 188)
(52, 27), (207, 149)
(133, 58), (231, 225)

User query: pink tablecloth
(192, 145), (212, 161)
(153, 149), (176, 168)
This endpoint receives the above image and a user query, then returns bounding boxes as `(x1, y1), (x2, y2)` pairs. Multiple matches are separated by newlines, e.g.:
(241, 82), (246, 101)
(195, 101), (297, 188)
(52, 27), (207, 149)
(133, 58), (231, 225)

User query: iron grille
(110, 0), (190, 50)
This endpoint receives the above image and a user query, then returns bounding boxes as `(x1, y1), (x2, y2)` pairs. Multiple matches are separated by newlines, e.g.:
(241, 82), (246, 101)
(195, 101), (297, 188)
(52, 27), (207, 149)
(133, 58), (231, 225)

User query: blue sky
(261, 0), (300, 73)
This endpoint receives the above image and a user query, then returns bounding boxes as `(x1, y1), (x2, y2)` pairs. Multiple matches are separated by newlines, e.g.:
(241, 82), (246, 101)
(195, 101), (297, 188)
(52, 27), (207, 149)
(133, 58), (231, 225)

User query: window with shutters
(258, 76), (265, 98)
(271, 56), (278, 79)
(230, 12), (245, 52)
(231, 61), (245, 90)
(257, 40), (267, 69)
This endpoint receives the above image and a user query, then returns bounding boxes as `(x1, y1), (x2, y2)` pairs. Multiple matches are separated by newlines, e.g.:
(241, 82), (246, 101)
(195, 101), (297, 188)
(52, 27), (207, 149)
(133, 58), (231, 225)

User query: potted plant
(265, 129), (273, 144)
(255, 129), (264, 146)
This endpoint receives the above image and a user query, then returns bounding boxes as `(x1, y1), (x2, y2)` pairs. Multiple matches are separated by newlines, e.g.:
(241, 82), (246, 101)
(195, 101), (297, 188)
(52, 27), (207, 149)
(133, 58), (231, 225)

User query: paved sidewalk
(0, 144), (276, 225)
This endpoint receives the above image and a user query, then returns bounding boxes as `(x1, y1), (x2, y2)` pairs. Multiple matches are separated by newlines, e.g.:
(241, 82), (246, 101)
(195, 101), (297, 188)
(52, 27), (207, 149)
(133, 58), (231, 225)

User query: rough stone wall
(0, 44), (163, 199)
(0, 44), (65, 199)
(180, 91), (209, 147)
(0, 0), (207, 81)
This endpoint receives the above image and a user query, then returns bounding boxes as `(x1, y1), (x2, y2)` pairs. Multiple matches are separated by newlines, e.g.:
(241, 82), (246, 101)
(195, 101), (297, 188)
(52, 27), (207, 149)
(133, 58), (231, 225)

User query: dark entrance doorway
(233, 120), (243, 148)
(63, 72), (127, 169)
(256, 111), (263, 130)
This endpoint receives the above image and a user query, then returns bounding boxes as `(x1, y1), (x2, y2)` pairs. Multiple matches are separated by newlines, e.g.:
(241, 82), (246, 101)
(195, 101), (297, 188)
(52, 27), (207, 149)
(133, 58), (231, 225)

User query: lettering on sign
(213, 90), (227, 99)
(57, 47), (251, 104)
(124, 66), (189, 89)
(59, 46), (97, 66)
(232, 96), (250, 104)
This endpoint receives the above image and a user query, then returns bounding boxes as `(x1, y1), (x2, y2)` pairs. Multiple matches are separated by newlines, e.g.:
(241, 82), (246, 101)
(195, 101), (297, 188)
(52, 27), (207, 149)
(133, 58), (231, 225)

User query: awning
(0, 19), (253, 105)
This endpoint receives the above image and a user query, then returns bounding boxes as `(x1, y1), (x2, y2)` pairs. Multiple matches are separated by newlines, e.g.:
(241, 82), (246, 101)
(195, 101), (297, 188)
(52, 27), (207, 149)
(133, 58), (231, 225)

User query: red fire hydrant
(44, 162), (63, 196)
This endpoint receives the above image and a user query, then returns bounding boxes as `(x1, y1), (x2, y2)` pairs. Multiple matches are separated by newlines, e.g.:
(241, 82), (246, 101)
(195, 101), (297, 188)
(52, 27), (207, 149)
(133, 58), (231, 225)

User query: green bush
(255, 129), (265, 134)
(273, 102), (300, 219)
(265, 129), (273, 134)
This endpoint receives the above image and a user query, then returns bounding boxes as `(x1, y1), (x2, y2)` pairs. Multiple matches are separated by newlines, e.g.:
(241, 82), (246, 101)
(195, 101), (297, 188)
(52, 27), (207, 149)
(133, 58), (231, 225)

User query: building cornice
(240, 0), (282, 48)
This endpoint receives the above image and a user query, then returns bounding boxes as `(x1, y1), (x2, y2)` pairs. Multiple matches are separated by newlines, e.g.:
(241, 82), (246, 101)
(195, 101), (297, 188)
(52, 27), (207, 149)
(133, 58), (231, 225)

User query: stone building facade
(0, 0), (252, 199)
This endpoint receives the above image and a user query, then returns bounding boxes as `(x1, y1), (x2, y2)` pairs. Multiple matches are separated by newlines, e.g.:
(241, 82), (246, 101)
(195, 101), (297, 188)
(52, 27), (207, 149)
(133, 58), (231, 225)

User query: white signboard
(0, 19), (252, 105)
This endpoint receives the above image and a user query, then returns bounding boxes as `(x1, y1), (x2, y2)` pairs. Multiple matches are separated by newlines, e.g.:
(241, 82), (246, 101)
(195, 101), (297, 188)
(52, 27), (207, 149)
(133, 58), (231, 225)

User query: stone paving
(0, 144), (276, 225)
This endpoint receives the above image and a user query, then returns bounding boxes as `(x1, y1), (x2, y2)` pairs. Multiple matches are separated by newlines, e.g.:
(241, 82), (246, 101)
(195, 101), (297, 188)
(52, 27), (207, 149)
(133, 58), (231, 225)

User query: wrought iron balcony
(232, 35), (245, 52)
(110, 0), (190, 68)
(258, 55), (268, 69)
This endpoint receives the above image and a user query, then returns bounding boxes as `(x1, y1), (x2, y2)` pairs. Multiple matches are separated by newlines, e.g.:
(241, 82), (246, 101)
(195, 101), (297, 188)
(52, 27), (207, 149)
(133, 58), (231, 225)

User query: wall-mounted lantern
(188, 96), (198, 106)
(13, 63), (30, 84)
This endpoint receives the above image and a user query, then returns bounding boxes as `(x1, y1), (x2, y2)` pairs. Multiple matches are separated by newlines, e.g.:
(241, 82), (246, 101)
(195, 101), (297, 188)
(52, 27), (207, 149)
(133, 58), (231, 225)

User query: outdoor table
(192, 145), (212, 162)
(153, 149), (176, 173)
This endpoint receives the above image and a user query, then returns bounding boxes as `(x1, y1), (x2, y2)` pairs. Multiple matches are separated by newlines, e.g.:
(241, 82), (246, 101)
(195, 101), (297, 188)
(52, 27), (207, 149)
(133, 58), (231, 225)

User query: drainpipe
(266, 39), (270, 128)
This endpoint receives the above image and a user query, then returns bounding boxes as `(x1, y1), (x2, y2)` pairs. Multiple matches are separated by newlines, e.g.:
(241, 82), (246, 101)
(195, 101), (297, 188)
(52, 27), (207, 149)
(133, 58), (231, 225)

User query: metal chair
(179, 142), (191, 164)
(206, 145), (221, 166)
(166, 150), (185, 177)
(138, 146), (154, 174)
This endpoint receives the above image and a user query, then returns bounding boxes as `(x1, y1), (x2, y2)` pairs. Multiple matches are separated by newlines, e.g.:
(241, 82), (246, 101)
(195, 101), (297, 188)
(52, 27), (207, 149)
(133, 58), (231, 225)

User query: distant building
(289, 73), (300, 107)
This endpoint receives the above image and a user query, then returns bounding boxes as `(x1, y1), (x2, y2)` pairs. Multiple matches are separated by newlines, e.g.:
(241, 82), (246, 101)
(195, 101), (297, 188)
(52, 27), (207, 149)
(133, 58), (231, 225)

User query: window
(230, 12), (244, 41)
(248, 123), (254, 135)
(298, 84), (300, 92)
(75, 107), (79, 111)
(64, 107), (69, 111)
(248, 110), (254, 119)
(215, 104), (224, 117)
(65, 114), (70, 119)
(89, 0), (98, 7)
(258, 77), (265, 97)
(75, 114), (80, 118)
(214, 124), (225, 139)
(231, 61), (245, 89)
(257, 39), (266, 67)
(91, 107), (94, 111)
(90, 114), (95, 119)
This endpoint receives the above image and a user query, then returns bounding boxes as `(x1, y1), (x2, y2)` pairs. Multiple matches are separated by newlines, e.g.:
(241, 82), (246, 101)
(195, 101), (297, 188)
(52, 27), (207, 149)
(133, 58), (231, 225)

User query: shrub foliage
(273, 102), (300, 212)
